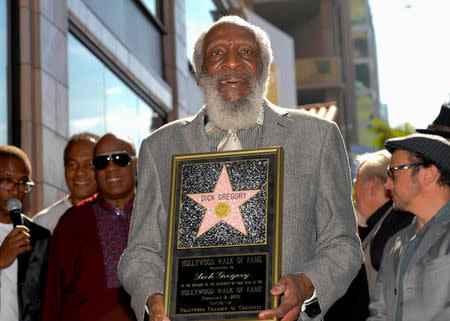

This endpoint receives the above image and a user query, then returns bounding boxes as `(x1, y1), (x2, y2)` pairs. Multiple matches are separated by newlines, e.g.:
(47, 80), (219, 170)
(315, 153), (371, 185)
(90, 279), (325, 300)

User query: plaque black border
(164, 147), (283, 321)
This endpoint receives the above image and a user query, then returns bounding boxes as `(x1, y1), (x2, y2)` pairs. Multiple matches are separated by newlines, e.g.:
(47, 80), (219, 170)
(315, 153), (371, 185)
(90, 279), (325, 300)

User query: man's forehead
(96, 138), (132, 155)
(69, 141), (95, 155)
(204, 23), (257, 45)
(0, 157), (29, 177)
(390, 149), (410, 163)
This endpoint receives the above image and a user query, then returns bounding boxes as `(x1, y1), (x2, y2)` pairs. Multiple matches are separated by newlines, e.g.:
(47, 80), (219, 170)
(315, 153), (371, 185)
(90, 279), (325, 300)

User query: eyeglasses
(0, 178), (34, 193)
(92, 151), (136, 170)
(387, 163), (424, 180)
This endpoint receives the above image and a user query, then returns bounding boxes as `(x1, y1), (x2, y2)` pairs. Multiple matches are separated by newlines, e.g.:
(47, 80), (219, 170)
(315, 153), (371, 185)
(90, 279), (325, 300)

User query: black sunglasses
(93, 151), (135, 170)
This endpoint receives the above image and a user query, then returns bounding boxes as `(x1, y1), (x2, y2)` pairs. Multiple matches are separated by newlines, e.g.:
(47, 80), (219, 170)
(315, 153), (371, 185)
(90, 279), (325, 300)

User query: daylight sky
(368, 0), (450, 129)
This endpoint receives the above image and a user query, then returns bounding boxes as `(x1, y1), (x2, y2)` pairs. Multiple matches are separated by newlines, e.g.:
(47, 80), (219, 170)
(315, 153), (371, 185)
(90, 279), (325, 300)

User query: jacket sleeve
(367, 248), (388, 321)
(118, 139), (168, 321)
(41, 218), (67, 321)
(297, 122), (364, 315)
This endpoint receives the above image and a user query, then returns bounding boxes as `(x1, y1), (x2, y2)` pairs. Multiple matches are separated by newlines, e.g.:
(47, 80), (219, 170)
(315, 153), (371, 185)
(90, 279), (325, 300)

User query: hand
(0, 225), (32, 269)
(146, 293), (170, 321)
(259, 273), (314, 321)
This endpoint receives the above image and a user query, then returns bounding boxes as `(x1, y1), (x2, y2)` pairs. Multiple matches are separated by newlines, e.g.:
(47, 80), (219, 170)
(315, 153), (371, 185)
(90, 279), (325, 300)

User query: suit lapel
(180, 106), (211, 154)
(262, 100), (293, 148)
(392, 223), (415, 281)
(408, 220), (448, 267)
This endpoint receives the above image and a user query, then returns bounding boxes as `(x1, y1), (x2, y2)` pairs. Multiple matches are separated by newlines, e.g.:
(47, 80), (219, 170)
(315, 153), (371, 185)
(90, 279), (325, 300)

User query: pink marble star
(187, 165), (260, 238)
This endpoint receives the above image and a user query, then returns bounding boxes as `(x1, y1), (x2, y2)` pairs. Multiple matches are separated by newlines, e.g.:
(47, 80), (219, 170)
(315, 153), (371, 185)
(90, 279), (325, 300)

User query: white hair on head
(192, 15), (273, 86)
(356, 149), (391, 182)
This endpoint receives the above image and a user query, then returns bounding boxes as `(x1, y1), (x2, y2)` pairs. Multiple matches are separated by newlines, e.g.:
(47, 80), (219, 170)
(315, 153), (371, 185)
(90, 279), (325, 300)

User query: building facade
(350, 0), (382, 147)
(2, 0), (220, 215)
(241, 0), (381, 148)
(2, 0), (377, 215)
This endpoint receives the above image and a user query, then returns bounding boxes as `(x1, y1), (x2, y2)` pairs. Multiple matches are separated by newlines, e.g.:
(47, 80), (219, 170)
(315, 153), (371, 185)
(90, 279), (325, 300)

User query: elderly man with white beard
(118, 16), (362, 321)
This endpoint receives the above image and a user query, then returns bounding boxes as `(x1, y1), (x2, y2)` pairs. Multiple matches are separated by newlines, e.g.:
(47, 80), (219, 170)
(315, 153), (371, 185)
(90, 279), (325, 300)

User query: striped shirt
(205, 106), (264, 151)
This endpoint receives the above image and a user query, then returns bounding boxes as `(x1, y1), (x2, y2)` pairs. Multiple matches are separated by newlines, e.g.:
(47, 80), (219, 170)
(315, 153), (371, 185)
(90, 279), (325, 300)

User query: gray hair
(356, 149), (391, 182)
(192, 16), (273, 83)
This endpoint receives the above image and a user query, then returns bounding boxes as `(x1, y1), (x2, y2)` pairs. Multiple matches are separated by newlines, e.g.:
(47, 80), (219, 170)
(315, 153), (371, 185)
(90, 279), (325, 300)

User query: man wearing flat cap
(368, 133), (450, 321)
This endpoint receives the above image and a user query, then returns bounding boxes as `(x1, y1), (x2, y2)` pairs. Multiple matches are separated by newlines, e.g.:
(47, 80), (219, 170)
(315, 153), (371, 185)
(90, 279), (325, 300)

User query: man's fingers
(8, 232), (30, 247)
(259, 299), (295, 320)
(17, 245), (32, 255)
(12, 225), (30, 234)
(280, 305), (301, 321)
(152, 312), (170, 321)
(270, 277), (288, 295)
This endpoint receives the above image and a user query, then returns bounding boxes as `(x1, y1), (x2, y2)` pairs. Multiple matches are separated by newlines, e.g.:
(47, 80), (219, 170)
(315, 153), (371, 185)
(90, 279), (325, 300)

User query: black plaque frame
(164, 147), (283, 321)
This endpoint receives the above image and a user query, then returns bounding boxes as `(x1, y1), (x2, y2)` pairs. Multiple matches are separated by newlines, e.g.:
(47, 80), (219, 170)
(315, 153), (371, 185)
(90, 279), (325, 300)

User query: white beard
(199, 74), (266, 130)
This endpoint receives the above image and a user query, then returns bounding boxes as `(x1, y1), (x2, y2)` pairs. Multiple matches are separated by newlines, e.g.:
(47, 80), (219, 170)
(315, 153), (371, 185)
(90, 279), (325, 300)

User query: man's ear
(421, 165), (440, 187)
(369, 176), (382, 196)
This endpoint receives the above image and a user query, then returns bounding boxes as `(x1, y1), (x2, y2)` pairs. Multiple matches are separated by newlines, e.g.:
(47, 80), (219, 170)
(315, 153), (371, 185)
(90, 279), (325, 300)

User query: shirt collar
(97, 193), (134, 213)
(366, 200), (393, 229)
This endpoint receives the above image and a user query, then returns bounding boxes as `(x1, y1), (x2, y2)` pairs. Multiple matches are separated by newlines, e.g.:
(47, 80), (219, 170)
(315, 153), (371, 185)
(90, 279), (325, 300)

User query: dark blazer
(19, 215), (51, 321)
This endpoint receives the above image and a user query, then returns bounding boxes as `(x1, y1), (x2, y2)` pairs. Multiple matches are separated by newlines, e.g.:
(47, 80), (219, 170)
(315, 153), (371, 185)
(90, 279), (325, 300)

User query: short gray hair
(356, 149), (391, 182)
(192, 16), (273, 82)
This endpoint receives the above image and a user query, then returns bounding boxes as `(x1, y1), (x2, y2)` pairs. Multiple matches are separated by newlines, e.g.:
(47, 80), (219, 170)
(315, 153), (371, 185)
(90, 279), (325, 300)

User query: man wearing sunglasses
(0, 145), (51, 321)
(34, 132), (99, 233)
(368, 134), (450, 321)
(42, 133), (137, 321)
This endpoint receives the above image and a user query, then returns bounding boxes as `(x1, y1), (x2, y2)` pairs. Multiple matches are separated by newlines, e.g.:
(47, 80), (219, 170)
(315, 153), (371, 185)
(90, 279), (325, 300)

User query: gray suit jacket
(118, 100), (363, 321)
(368, 201), (450, 321)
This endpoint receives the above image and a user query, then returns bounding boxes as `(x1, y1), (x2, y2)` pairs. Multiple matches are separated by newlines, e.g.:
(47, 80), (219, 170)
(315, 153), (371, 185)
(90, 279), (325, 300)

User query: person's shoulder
(23, 215), (51, 239)
(58, 194), (97, 224)
(266, 100), (335, 127)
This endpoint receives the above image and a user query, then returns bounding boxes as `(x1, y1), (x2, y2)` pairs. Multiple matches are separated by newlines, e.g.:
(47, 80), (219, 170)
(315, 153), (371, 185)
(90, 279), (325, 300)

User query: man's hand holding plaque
(259, 274), (315, 321)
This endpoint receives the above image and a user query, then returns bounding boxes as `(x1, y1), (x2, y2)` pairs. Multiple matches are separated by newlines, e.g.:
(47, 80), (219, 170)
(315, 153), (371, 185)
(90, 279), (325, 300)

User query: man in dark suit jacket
(118, 15), (363, 321)
(0, 145), (50, 321)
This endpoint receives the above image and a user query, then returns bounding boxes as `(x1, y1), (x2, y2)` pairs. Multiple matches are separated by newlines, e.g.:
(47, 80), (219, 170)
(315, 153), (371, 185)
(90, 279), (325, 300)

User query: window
(357, 95), (374, 147)
(0, 1), (7, 145)
(353, 32), (368, 58)
(355, 63), (371, 90)
(317, 60), (331, 75)
(356, 95), (373, 121)
(350, 0), (367, 25)
(185, 0), (217, 61)
(297, 89), (326, 106)
(68, 34), (164, 151)
(82, 0), (164, 78)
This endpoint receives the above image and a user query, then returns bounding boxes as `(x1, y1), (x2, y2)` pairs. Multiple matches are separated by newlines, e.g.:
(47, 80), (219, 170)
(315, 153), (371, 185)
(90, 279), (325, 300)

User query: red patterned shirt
(93, 195), (133, 288)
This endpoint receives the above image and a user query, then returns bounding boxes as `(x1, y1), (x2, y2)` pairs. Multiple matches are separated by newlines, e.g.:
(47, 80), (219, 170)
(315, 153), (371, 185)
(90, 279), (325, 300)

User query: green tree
(369, 118), (415, 150)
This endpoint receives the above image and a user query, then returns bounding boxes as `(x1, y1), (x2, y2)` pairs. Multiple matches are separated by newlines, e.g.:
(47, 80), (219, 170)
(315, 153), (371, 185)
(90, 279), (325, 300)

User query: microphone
(7, 198), (23, 226)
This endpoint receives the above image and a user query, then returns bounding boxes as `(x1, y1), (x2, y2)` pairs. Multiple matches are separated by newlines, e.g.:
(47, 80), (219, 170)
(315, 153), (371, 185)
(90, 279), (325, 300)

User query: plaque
(164, 147), (283, 321)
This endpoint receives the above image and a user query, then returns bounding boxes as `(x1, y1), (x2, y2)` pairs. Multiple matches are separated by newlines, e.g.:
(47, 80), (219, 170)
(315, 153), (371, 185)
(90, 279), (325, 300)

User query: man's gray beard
(199, 74), (266, 130)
